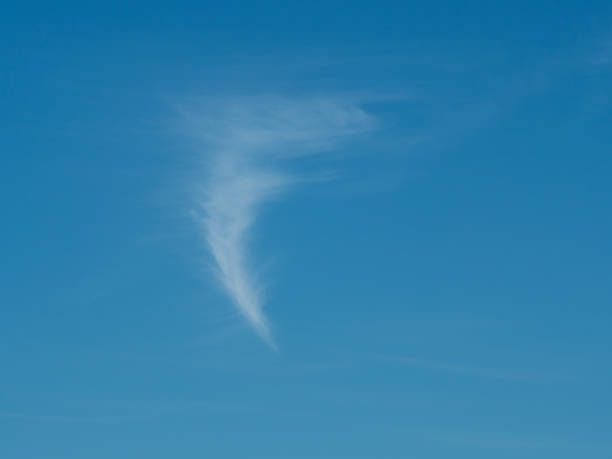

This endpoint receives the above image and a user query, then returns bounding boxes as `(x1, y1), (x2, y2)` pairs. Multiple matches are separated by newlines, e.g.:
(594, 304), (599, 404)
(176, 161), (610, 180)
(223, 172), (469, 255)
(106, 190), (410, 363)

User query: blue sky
(1, 2), (612, 458)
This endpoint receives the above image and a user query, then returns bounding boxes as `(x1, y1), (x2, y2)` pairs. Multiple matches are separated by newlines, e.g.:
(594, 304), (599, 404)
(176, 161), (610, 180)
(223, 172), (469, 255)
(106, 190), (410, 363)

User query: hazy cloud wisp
(181, 95), (376, 346)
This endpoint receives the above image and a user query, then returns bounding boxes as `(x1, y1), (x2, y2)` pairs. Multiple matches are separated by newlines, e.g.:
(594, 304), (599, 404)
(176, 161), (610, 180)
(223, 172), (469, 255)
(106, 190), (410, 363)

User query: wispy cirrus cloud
(0, 411), (115, 423)
(177, 94), (376, 346)
(437, 433), (563, 451)
(380, 355), (558, 382)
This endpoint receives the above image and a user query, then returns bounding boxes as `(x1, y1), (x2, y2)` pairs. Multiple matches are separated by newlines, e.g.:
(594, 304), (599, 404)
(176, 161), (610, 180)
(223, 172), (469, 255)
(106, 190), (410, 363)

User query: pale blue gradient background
(1, 2), (612, 458)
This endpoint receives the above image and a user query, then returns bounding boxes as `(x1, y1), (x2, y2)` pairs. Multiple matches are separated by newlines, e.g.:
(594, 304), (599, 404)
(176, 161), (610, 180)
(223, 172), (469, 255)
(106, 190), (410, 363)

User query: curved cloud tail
(198, 159), (287, 346)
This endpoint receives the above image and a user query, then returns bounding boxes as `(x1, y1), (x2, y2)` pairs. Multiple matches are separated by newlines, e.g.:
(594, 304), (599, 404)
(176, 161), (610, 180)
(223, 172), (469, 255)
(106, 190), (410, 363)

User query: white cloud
(179, 95), (376, 346)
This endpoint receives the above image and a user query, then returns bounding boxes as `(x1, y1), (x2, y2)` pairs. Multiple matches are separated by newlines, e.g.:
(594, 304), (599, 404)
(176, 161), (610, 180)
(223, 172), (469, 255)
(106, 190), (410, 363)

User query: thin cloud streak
(0, 411), (116, 423)
(380, 355), (556, 382)
(180, 95), (376, 346)
(437, 433), (562, 450)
